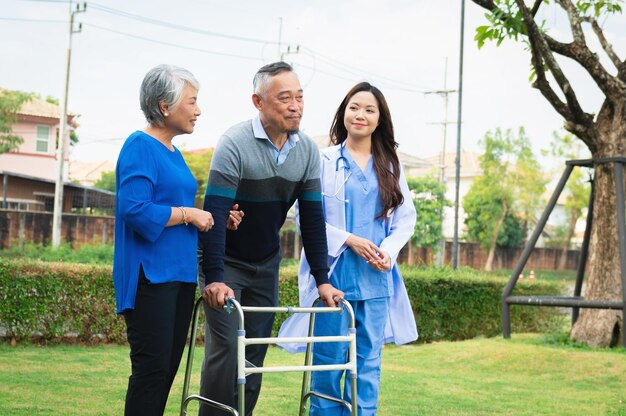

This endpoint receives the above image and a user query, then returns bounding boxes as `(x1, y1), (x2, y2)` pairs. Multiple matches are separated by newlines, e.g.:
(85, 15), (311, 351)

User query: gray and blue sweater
(200, 119), (329, 286)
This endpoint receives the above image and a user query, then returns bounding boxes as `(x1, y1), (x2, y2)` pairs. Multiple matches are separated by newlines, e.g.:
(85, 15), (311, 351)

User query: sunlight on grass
(0, 335), (625, 415)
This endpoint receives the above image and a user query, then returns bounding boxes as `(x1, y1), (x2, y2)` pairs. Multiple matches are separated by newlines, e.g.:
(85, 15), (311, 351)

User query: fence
(279, 230), (581, 271)
(0, 209), (114, 248)
(0, 209), (581, 271)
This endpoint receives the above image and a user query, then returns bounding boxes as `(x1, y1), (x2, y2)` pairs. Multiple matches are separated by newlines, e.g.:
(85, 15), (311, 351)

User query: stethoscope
(322, 142), (352, 203)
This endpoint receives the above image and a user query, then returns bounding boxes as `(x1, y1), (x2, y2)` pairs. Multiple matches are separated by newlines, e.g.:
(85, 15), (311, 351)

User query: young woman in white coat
(286, 82), (418, 415)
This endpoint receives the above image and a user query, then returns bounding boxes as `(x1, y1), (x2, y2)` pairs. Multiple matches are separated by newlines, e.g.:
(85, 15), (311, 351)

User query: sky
(1, 0), (625, 167)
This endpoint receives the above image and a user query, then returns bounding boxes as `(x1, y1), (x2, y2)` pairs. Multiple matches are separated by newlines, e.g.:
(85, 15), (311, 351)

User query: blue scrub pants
(309, 297), (390, 416)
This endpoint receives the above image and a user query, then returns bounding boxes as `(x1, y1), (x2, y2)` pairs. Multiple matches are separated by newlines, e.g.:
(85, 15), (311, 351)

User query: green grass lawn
(0, 334), (624, 415)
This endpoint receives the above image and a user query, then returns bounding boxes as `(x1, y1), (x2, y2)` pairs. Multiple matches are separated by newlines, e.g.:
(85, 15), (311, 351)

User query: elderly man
(198, 61), (344, 416)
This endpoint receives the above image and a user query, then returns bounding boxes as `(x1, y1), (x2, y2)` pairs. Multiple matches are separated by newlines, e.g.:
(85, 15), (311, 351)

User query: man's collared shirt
(252, 116), (299, 165)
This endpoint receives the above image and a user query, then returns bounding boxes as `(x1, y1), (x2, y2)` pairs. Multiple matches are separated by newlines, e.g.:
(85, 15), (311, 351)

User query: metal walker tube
(180, 297), (358, 416)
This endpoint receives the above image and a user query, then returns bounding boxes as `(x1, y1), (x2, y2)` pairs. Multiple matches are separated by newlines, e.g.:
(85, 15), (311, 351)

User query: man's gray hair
(253, 61), (295, 97)
(140, 64), (200, 127)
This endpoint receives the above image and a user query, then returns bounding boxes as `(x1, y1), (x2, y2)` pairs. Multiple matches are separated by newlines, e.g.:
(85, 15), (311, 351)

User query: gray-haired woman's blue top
(113, 131), (198, 313)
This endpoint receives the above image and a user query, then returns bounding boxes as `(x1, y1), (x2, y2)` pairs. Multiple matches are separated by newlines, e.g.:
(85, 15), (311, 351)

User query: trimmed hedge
(0, 259), (125, 344)
(398, 266), (566, 342)
(0, 259), (566, 345)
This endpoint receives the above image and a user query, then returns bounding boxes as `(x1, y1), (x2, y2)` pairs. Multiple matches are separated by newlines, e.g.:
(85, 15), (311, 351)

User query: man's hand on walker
(317, 283), (344, 307)
(202, 282), (235, 308)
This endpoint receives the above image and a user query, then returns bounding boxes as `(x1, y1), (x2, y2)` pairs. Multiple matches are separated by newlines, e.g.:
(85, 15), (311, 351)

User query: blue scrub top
(331, 149), (393, 300)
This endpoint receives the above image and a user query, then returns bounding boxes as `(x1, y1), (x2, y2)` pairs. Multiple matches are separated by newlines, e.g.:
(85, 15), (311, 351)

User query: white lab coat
(278, 145), (419, 353)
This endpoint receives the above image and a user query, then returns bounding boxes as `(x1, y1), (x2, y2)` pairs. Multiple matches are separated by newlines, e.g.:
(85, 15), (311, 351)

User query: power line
(88, 2), (278, 46)
(0, 16), (65, 23)
(5, 1), (439, 95)
(72, 136), (125, 146)
(84, 23), (265, 62)
(85, 2), (430, 91)
(300, 46), (430, 91)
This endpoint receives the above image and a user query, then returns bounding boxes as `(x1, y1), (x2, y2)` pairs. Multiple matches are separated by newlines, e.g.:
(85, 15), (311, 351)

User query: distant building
(69, 160), (115, 187)
(0, 94), (114, 213)
(406, 151), (482, 240)
(311, 134), (432, 172)
(0, 95), (77, 181)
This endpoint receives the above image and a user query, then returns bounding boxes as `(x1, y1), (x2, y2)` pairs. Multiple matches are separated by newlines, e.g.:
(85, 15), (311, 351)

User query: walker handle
(224, 296), (236, 314)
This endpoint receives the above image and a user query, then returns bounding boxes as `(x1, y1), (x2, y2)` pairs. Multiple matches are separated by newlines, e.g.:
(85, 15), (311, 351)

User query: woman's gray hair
(253, 61), (294, 97)
(140, 64), (200, 127)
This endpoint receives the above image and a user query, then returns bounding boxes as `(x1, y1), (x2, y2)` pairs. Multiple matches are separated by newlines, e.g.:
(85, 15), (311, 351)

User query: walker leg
(180, 299), (203, 416)
(299, 310), (317, 416)
(350, 372), (358, 416)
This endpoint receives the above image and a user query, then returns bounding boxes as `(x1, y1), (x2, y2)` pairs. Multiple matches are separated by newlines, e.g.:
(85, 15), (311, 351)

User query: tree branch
(557, 0), (626, 102)
(514, 0), (592, 125)
(530, 0), (543, 17)
(580, 16), (622, 68)
(558, 0), (586, 43)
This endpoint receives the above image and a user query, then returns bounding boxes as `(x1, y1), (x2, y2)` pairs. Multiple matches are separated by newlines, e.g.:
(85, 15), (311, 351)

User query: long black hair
(329, 82), (404, 218)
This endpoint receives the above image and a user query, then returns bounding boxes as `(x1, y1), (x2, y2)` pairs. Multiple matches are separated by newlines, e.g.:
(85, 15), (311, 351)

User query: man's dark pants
(198, 250), (281, 416)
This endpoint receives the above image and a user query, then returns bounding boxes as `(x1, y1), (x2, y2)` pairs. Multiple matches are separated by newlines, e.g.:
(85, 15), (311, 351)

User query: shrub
(274, 265), (566, 343)
(0, 259), (566, 345)
(0, 259), (125, 344)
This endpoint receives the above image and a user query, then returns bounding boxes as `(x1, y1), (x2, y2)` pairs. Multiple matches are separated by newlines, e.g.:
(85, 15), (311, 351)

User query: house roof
(69, 160), (116, 186)
(0, 170), (115, 195)
(18, 98), (61, 119)
(311, 134), (432, 169)
(408, 151), (482, 178)
(9, 93), (80, 127)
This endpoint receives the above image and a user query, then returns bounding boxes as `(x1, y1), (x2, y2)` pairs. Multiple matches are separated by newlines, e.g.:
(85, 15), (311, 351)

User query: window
(7, 201), (28, 210)
(36, 125), (50, 153)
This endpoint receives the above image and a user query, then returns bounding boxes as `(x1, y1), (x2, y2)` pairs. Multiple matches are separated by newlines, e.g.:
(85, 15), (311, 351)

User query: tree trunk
(485, 202), (507, 272)
(570, 109), (625, 347)
(558, 208), (580, 270)
(407, 241), (414, 265)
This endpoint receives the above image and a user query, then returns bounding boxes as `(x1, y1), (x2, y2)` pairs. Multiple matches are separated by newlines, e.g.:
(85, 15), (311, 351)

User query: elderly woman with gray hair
(113, 64), (236, 415)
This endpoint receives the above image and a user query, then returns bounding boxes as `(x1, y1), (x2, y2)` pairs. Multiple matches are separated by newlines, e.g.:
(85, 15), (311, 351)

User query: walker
(180, 297), (358, 416)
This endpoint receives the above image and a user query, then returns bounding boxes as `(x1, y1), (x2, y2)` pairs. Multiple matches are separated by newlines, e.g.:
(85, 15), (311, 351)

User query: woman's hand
(346, 235), (382, 264)
(370, 250), (391, 271)
(187, 208), (214, 232)
(346, 235), (390, 271)
(227, 204), (245, 230)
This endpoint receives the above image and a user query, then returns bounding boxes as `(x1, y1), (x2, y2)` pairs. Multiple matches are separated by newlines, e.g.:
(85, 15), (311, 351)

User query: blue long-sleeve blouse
(113, 131), (198, 313)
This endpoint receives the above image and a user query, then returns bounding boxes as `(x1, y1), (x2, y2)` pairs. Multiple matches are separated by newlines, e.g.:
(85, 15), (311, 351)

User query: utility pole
(280, 44), (300, 63)
(425, 58), (457, 267)
(453, 0), (466, 269)
(52, 1), (86, 248)
(277, 18), (300, 64)
(277, 17), (283, 61)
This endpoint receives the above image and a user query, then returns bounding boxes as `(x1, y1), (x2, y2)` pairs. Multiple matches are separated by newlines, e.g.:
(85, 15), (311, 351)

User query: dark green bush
(0, 259), (565, 345)
(274, 265), (566, 343)
(0, 259), (125, 344)
(398, 266), (566, 342)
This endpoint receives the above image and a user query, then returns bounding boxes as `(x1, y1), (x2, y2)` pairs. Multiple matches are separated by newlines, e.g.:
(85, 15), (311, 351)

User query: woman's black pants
(123, 272), (196, 416)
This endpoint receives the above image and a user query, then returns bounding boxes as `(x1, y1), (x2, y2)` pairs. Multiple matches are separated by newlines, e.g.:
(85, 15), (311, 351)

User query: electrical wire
(88, 2), (278, 46)
(4, 1), (436, 93)
(84, 22), (266, 62)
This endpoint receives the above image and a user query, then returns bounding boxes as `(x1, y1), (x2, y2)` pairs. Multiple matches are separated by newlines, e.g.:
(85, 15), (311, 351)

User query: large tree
(543, 131), (591, 270)
(0, 89), (33, 153)
(471, 0), (625, 347)
(406, 176), (449, 249)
